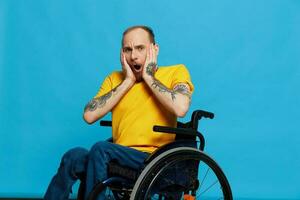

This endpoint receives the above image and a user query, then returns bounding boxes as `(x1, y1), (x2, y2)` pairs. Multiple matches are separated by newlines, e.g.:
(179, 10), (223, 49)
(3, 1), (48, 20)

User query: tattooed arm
(144, 73), (192, 117)
(83, 79), (134, 124)
(142, 44), (192, 117)
(83, 51), (136, 124)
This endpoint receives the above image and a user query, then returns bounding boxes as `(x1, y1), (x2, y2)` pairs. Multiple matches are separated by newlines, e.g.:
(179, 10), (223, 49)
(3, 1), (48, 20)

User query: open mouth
(133, 64), (142, 71)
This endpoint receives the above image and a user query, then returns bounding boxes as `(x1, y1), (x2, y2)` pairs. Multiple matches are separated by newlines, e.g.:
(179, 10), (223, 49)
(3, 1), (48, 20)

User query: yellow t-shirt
(95, 64), (194, 153)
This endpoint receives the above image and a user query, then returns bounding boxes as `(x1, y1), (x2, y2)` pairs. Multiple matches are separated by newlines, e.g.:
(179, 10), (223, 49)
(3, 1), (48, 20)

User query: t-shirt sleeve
(171, 64), (194, 93)
(94, 74), (113, 98)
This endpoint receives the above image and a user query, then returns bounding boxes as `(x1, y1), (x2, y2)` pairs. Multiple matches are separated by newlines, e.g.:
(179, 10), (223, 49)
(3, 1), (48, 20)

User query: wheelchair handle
(192, 110), (214, 120)
(191, 110), (214, 130)
(100, 120), (112, 127)
(153, 126), (205, 151)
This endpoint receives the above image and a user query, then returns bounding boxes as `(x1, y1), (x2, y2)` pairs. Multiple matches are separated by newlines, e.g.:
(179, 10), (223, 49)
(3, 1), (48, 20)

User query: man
(44, 25), (194, 200)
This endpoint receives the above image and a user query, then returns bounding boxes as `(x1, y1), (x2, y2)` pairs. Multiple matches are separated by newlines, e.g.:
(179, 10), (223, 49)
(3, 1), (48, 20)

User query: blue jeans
(44, 141), (149, 200)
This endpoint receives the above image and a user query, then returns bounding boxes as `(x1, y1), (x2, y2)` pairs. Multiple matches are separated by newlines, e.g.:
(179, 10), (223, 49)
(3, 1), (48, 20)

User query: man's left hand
(142, 43), (158, 81)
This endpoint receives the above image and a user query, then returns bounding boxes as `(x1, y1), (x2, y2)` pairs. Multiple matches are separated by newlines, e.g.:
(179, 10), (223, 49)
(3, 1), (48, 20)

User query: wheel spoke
(198, 179), (218, 196)
(199, 164), (210, 190)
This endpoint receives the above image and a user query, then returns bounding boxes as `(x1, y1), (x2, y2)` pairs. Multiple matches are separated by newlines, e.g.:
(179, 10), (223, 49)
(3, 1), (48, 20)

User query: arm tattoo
(151, 80), (191, 101)
(173, 84), (192, 99)
(151, 79), (176, 101)
(146, 62), (157, 77)
(84, 85), (119, 112)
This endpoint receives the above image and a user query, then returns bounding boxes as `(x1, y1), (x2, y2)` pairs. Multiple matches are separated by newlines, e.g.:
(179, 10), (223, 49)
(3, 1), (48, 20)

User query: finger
(122, 54), (129, 69)
(151, 43), (155, 63)
(143, 47), (150, 74)
(145, 45), (150, 64)
(153, 44), (157, 64)
(123, 54), (129, 68)
(120, 50), (123, 65)
(150, 43), (154, 62)
(121, 52), (124, 64)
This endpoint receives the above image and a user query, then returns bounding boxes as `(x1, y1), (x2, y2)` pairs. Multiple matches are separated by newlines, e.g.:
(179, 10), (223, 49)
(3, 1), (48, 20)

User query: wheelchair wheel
(130, 147), (232, 200)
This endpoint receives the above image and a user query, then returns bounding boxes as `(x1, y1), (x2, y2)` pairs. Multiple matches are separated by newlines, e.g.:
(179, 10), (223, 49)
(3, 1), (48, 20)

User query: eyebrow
(123, 46), (132, 50)
(123, 44), (145, 50)
(135, 45), (145, 49)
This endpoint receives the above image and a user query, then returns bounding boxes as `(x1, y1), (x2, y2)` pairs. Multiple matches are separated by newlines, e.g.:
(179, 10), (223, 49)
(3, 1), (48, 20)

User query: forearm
(83, 79), (134, 124)
(144, 76), (191, 117)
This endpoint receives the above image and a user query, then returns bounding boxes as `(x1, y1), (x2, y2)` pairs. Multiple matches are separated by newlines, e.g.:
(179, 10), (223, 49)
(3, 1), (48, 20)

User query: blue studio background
(0, 0), (299, 199)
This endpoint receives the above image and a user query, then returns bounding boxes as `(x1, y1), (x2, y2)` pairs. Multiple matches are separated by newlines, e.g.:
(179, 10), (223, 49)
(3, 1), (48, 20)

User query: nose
(130, 50), (138, 61)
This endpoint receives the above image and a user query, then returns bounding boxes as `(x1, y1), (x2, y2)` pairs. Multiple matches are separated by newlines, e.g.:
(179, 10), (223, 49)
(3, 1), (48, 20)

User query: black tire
(130, 147), (232, 200)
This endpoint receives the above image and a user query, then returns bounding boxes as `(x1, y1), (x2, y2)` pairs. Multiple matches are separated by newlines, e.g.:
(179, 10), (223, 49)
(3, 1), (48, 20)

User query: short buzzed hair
(122, 25), (155, 46)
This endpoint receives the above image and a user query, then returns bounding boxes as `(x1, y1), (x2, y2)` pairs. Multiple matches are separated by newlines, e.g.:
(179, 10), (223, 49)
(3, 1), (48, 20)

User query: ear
(154, 44), (159, 56)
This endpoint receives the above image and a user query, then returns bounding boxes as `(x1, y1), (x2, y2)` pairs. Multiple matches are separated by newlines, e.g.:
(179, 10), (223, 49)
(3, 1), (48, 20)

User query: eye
(123, 48), (131, 53)
(137, 46), (144, 51)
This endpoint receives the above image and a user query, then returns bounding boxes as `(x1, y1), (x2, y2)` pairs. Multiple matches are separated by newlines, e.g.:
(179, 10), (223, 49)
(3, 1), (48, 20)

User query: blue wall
(0, 0), (299, 199)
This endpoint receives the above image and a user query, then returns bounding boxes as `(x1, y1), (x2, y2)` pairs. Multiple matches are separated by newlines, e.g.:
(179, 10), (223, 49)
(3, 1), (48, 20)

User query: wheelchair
(77, 110), (233, 200)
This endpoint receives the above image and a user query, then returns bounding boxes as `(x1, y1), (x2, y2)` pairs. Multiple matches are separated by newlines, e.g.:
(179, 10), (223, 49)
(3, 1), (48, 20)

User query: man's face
(122, 28), (152, 81)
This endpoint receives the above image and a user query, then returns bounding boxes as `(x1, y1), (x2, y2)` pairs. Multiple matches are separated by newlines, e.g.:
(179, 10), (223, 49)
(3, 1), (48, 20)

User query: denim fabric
(44, 141), (149, 200)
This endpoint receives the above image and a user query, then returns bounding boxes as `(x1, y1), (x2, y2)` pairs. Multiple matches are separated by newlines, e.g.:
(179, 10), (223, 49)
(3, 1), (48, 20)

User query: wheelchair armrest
(153, 126), (198, 136)
(153, 125), (205, 151)
(100, 120), (112, 127)
(100, 121), (113, 141)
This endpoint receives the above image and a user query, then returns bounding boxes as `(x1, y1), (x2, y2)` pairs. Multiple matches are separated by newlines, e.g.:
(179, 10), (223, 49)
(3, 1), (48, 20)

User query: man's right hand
(83, 51), (137, 124)
(121, 51), (136, 85)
